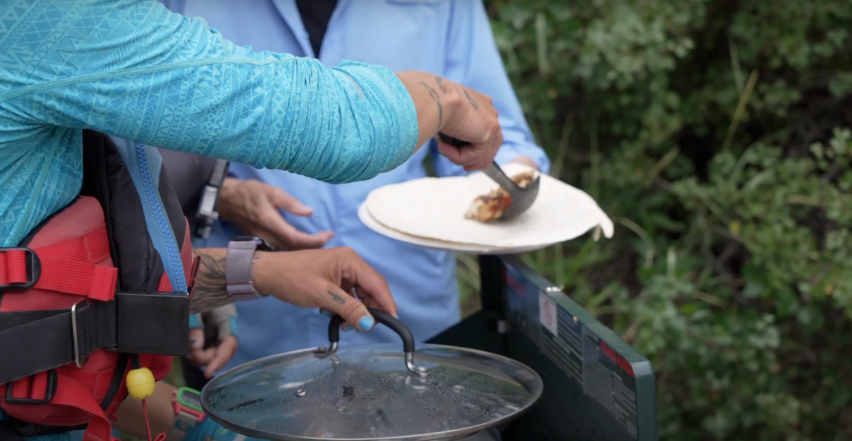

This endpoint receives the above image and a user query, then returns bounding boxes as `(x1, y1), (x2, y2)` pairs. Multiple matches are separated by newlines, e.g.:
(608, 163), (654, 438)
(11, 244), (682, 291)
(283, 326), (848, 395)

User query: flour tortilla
(358, 202), (539, 254)
(365, 163), (615, 249)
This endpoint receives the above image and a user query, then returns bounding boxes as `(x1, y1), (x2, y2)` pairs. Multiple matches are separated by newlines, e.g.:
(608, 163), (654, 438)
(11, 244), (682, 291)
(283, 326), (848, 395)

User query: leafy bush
(476, 0), (852, 439)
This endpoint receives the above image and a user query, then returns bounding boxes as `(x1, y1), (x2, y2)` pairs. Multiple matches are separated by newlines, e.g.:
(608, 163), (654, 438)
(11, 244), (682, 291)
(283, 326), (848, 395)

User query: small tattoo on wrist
(418, 80), (443, 128)
(435, 77), (447, 94)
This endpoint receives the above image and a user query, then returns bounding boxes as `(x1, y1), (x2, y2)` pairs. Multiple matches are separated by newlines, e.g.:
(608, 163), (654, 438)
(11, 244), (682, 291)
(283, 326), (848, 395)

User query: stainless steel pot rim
(200, 343), (544, 441)
(208, 413), (517, 441)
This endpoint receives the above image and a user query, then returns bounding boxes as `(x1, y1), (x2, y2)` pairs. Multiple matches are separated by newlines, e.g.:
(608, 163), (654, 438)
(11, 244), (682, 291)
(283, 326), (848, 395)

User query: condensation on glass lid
(201, 344), (542, 440)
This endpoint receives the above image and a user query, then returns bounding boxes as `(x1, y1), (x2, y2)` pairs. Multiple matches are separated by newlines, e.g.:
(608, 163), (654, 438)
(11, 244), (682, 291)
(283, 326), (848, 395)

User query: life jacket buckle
(0, 248), (41, 291)
(70, 302), (89, 368)
(5, 370), (57, 405)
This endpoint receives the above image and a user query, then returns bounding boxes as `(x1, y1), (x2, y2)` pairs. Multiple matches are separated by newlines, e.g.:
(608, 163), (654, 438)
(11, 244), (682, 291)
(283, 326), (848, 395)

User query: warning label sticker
(539, 292), (559, 337)
(538, 293), (583, 385)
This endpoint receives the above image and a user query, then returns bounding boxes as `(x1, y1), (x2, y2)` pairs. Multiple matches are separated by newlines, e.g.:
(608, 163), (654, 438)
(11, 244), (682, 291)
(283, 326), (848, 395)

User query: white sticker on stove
(539, 293), (558, 336)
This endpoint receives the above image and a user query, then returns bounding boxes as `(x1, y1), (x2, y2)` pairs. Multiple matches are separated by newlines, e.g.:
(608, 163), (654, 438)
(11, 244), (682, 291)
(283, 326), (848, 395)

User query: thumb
(268, 186), (312, 216)
(189, 328), (205, 351)
(204, 337), (238, 379)
(321, 287), (375, 332)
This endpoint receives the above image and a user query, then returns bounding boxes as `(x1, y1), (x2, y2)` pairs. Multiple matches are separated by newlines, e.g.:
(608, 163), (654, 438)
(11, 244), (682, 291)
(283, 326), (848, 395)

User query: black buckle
(5, 370), (57, 405)
(0, 248), (41, 290)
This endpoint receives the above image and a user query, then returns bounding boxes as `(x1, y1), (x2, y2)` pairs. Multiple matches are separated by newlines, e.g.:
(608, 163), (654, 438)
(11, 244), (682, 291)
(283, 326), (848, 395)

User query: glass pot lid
(201, 309), (543, 441)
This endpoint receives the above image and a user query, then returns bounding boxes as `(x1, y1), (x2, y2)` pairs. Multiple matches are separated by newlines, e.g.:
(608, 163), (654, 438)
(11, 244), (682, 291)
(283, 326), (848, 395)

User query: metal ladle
(438, 133), (540, 219)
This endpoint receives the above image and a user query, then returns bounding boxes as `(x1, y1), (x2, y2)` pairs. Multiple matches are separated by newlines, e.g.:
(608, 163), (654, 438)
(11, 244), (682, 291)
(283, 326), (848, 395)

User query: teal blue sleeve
(183, 416), (259, 441)
(1, 0), (418, 184)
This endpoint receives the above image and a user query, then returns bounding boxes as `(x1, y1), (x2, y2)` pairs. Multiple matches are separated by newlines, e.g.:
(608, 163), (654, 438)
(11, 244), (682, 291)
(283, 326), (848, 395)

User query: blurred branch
(785, 195), (822, 207)
(728, 35), (745, 94)
(690, 290), (728, 308)
(647, 147), (680, 182)
(723, 69), (760, 152)
(618, 217), (655, 269)
(549, 114), (574, 179)
(535, 12), (549, 75)
(621, 318), (643, 344)
(590, 116), (600, 199)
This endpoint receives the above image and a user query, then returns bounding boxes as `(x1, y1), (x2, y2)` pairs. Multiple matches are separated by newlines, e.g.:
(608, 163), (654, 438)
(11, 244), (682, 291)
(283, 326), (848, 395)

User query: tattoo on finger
(464, 89), (479, 110)
(328, 290), (346, 305)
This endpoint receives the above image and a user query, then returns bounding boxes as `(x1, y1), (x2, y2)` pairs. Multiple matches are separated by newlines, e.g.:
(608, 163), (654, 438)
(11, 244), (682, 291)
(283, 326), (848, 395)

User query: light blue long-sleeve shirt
(0, 0), (419, 248)
(175, 0), (551, 372)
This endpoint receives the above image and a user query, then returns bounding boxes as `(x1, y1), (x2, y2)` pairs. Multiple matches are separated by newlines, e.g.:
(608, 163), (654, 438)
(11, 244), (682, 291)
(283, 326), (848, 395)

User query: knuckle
(339, 247), (357, 258)
(341, 300), (362, 318)
(257, 212), (276, 227)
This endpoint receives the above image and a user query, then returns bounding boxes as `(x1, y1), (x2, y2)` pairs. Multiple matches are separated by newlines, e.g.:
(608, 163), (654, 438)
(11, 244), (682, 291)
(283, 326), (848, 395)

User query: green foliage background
(459, 0), (852, 439)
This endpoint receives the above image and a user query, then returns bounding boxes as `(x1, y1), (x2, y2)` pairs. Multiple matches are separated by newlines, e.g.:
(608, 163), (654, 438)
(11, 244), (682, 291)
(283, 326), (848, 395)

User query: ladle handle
(438, 132), (470, 148)
(328, 308), (415, 354)
(438, 133), (516, 191)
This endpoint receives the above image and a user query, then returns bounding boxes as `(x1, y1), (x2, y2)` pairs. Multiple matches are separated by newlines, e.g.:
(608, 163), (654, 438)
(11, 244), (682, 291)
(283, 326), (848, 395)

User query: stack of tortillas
(359, 163), (615, 255)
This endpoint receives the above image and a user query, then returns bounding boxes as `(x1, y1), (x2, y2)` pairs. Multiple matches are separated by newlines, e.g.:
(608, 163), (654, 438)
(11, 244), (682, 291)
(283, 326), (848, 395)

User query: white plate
(362, 164), (614, 253)
(358, 202), (548, 254)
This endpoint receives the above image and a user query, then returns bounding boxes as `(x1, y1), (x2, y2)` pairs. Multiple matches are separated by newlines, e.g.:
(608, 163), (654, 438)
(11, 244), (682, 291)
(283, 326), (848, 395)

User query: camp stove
(200, 254), (657, 441)
(427, 255), (658, 441)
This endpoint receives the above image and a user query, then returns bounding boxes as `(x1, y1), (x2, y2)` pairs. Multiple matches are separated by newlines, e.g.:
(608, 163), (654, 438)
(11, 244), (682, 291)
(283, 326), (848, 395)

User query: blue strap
(108, 137), (188, 294)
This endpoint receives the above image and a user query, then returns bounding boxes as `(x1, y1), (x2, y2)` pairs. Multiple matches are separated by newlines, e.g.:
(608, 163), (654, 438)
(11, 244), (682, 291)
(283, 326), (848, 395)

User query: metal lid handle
(322, 308), (429, 377)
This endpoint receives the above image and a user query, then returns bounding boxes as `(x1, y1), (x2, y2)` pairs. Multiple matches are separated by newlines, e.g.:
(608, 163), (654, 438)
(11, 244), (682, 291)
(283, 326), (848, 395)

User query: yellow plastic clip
(126, 367), (156, 400)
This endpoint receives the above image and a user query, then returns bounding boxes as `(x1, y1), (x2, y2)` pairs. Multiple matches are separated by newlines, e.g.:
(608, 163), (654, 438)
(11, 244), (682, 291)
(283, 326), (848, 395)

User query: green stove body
(427, 255), (658, 441)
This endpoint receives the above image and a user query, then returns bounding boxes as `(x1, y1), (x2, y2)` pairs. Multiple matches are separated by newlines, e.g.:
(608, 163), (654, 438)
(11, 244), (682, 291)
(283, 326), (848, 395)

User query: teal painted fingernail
(342, 324), (353, 332)
(321, 310), (331, 317)
(358, 315), (375, 331)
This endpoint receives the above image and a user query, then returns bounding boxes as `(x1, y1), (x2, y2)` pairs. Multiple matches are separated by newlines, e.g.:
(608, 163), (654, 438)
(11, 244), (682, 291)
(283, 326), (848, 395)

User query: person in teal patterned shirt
(0, 1), (504, 440)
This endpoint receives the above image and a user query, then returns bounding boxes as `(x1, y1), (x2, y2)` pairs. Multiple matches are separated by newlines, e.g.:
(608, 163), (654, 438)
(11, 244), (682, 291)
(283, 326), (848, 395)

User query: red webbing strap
(0, 225), (118, 301)
(2, 373), (114, 441)
(0, 250), (28, 284)
(7, 371), (50, 401)
(52, 373), (112, 441)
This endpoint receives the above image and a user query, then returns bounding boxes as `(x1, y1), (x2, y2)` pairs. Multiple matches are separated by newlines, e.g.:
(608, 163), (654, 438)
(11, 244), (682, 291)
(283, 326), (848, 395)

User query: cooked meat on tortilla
(465, 171), (538, 223)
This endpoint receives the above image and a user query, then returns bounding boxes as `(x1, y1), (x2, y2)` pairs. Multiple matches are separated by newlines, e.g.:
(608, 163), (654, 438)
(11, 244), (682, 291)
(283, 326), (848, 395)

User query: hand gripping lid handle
(323, 308), (429, 377)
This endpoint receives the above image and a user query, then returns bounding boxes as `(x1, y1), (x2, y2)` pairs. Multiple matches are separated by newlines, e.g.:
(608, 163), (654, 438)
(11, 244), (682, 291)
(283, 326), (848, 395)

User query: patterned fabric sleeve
(0, 0), (418, 184)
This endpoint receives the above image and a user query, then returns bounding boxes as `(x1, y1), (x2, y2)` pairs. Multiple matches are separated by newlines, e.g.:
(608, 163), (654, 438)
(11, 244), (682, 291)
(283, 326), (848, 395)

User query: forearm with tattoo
(189, 251), (231, 314)
(417, 80), (443, 128)
(189, 250), (260, 314)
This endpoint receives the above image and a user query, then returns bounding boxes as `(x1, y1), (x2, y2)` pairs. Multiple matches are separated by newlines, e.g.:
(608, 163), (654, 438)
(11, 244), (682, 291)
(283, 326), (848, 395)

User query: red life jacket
(0, 131), (195, 441)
